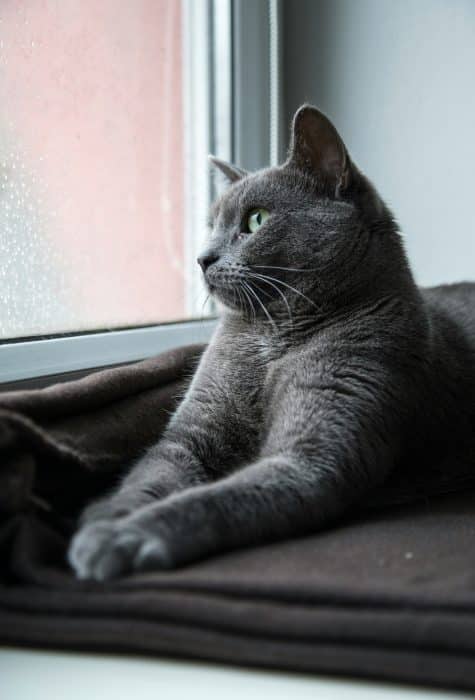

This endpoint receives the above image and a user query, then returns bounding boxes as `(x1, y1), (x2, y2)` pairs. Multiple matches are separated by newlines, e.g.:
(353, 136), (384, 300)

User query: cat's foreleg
(67, 455), (368, 580)
(69, 366), (251, 575)
(69, 381), (399, 580)
(77, 437), (208, 526)
(68, 428), (214, 579)
(75, 347), (236, 529)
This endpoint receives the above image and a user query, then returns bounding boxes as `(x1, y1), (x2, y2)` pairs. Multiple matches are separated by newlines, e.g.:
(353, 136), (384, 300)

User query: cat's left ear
(287, 105), (353, 196)
(209, 156), (248, 184)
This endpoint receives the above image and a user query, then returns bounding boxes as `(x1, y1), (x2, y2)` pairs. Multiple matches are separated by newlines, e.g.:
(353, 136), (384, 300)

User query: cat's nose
(197, 252), (219, 272)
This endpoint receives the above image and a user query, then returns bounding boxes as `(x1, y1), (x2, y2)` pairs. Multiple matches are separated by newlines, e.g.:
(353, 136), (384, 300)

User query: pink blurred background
(0, 0), (186, 338)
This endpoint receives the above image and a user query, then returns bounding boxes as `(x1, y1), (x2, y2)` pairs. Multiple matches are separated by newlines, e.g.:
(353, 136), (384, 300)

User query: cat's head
(200, 105), (402, 321)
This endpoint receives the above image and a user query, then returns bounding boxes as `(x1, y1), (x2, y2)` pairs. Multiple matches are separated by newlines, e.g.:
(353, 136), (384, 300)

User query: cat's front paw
(68, 519), (172, 581)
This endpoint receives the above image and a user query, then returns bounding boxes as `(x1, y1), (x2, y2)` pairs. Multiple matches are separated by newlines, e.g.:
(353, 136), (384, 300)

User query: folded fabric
(1, 343), (475, 692)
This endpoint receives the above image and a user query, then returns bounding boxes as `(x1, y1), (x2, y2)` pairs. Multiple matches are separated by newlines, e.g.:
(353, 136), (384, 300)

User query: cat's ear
(287, 105), (352, 195)
(209, 156), (247, 184)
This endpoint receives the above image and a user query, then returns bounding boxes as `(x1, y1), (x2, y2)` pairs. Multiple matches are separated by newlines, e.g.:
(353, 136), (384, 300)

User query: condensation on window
(0, 131), (75, 338)
(0, 1), (187, 340)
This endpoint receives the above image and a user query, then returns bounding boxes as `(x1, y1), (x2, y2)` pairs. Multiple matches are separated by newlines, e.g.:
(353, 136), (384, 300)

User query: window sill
(0, 319), (216, 389)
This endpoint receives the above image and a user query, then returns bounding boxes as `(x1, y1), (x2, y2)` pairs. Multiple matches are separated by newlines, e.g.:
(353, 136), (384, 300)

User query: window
(0, 0), (278, 383)
(1, 0), (205, 340)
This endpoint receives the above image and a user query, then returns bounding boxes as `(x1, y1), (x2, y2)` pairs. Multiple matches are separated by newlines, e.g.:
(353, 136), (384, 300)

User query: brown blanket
(1, 343), (475, 691)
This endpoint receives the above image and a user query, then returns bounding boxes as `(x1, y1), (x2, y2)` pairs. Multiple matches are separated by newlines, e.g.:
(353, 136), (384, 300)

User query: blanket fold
(1, 342), (475, 691)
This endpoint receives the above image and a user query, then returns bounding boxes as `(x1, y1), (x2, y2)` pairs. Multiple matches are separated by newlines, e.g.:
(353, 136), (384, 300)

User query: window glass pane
(0, 0), (199, 339)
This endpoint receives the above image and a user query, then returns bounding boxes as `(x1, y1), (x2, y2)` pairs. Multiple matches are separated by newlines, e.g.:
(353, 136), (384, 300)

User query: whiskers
(230, 265), (317, 329)
(248, 269), (317, 309)
(253, 264), (318, 273)
(242, 279), (277, 329)
(200, 293), (211, 318)
(236, 282), (256, 323)
(208, 263), (317, 329)
(246, 272), (293, 323)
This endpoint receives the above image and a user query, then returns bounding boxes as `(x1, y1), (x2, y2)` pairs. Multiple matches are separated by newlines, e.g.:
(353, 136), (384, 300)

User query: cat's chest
(222, 334), (290, 416)
(212, 321), (310, 427)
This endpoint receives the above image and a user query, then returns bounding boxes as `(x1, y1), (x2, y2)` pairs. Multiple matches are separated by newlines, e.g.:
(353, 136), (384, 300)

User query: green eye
(247, 208), (270, 233)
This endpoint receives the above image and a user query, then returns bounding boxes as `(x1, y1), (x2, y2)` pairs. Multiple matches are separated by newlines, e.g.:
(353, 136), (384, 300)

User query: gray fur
(69, 105), (475, 581)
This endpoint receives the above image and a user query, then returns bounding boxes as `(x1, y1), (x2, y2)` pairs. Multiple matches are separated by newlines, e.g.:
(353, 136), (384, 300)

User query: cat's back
(421, 281), (475, 347)
(419, 282), (475, 423)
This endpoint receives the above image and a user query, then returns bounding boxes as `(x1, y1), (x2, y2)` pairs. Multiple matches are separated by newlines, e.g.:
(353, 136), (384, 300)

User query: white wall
(283, 0), (475, 286)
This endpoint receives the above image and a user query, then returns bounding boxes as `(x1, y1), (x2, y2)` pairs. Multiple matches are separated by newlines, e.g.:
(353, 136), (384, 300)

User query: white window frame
(0, 0), (281, 387)
(232, 0), (283, 169)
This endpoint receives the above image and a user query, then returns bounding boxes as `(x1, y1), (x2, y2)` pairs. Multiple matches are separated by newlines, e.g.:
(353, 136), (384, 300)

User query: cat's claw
(68, 519), (172, 581)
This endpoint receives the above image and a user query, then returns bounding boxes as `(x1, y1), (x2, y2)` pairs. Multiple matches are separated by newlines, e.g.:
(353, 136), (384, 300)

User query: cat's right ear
(209, 156), (247, 184)
(287, 105), (352, 196)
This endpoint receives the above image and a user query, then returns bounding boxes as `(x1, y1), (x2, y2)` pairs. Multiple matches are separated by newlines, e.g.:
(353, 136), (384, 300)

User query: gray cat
(69, 105), (475, 581)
